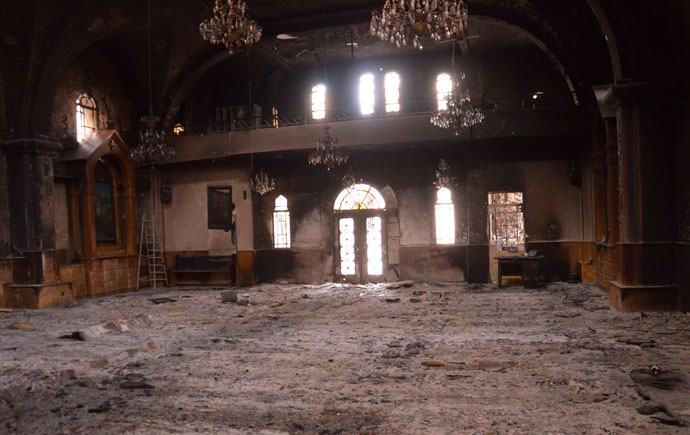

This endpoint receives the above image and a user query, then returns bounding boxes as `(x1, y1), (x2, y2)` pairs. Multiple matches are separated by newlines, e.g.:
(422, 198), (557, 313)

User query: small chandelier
(130, 112), (175, 165)
(308, 125), (348, 170)
(200, 0), (262, 55)
(430, 71), (484, 135)
(342, 167), (362, 188)
(433, 159), (456, 189)
(370, 0), (468, 49)
(251, 169), (276, 195)
(129, 0), (175, 166)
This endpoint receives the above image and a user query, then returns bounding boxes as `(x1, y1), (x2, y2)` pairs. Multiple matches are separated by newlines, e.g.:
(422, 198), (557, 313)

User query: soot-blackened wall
(252, 136), (586, 284)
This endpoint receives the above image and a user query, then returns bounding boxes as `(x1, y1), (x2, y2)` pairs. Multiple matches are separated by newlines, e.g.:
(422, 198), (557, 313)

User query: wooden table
(495, 255), (544, 288)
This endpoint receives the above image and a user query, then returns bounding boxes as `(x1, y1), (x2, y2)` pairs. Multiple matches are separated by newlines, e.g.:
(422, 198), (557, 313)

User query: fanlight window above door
(334, 184), (385, 211)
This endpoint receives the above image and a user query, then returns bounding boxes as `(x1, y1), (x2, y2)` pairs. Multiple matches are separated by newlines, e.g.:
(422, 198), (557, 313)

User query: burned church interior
(1, 0), (690, 433)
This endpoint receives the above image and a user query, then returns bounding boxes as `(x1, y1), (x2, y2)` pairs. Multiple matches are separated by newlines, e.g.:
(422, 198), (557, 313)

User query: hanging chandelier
(370, 0), (468, 49)
(251, 169), (276, 195)
(129, 0), (175, 166)
(308, 126), (348, 170)
(342, 167), (362, 188)
(433, 159), (457, 189)
(199, 0), (262, 55)
(130, 112), (175, 165)
(430, 71), (484, 135)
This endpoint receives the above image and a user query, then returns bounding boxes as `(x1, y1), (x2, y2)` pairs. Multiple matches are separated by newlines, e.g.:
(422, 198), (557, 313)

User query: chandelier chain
(129, 0), (175, 166)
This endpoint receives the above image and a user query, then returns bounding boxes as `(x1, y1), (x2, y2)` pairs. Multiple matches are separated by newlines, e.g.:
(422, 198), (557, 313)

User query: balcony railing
(178, 93), (567, 137)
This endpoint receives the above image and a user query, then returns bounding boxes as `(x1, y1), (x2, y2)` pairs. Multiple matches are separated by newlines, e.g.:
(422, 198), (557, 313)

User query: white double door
(336, 212), (385, 283)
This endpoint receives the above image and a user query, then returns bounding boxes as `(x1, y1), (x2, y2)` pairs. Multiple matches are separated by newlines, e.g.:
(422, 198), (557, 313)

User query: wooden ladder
(136, 214), (169, 290)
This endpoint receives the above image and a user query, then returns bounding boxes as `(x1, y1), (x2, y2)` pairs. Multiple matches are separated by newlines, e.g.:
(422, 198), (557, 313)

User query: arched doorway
(334, 184), (386, 283)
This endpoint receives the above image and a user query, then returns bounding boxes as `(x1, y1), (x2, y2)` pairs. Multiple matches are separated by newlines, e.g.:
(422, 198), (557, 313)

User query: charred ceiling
(0, 0), (686, 140)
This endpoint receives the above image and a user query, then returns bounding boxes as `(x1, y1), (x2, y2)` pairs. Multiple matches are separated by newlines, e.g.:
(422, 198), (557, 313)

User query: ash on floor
(2, 282), (690, 434)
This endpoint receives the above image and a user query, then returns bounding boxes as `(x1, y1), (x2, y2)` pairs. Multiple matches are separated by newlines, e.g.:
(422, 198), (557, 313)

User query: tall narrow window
(436, 73), (453, 111)
(273, 195), (291, 248)
(311, 84), (326, 120)
(360, 73), (375, 115)
(435, 187), (455, 244)
(76, 94), (97, 142)
(384, 71), (400, 113)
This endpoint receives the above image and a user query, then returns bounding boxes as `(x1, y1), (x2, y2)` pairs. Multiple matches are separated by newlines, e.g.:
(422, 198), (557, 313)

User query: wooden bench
(172, 255), (236, 286)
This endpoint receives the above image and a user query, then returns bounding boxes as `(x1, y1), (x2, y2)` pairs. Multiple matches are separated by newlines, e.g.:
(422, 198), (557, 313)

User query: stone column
(0, 150), (10, 257)
(608, 80), (677, 311)
(592, 130), (608, 244)
(0, 138), (62, 283)
(604, 117), (619, 245)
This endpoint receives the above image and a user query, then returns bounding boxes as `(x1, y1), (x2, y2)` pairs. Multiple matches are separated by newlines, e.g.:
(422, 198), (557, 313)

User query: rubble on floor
(1, 282), (690, 434)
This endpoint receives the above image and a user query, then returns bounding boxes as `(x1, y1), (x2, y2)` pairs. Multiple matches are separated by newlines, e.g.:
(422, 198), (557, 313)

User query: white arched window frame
(436, 73), (453, 111)
(384, 72), (400, 113)
(334, 184), (386, 211)
(273, 195), (291, 248)
(76, 94), (97, 143)
(359, 73), (375, 115)
(435, 187), (455, 245)
(311, 84), (326, 120)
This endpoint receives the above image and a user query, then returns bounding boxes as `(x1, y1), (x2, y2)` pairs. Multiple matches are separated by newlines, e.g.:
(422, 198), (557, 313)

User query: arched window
(435, 187), (455, 244)
(334, 184), (385, 211)
(359, 73), (375, 115)
(384, 72), (400, 113)
(273, 195), (291, 248)
(311, 84), (326, 120)
(436, 73), (453, 111)
(76, 94), (97, 142)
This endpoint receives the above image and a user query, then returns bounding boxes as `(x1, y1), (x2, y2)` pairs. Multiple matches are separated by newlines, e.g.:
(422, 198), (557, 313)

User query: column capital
(1, 138), (63, 156)
(605, 78), (675, 107)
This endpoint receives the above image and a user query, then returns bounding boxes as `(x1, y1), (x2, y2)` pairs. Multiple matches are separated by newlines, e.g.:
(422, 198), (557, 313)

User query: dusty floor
(1, 282), (690, 434)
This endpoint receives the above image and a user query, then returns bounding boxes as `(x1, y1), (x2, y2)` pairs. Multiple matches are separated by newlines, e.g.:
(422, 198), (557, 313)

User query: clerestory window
(359, 73), (375, 115)
(384, 72), (400, 113)
(311, 84), (326, 120)
(436, 73), (453, 111)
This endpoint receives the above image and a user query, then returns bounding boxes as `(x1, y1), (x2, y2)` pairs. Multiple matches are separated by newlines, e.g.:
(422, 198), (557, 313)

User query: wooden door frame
(334, 210), (387, 283)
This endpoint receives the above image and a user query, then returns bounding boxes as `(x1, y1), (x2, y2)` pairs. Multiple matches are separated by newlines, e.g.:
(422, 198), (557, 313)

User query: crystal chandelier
(433, 159), (457, 189)
(251, 169), (276, 195)
(200, 0), (262, 55)
(130, 112), (175, 164)
(308, 126), (348, 170)
(370, 0), (468, 49)
(342, 167), (362, 188)
(430, 71), (484, 135)
(129, 0), (175, 166)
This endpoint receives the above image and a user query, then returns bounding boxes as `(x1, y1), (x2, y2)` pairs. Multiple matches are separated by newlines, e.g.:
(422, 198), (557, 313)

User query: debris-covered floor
(2, 282), (690, 434)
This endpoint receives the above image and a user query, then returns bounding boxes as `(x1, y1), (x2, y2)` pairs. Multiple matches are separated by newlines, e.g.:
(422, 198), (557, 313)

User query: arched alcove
(61, 130), (136, 259)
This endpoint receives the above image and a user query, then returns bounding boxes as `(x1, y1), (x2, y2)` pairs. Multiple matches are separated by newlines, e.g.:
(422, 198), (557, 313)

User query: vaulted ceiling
(3, 0), (688, 138)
